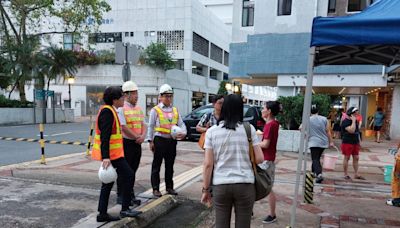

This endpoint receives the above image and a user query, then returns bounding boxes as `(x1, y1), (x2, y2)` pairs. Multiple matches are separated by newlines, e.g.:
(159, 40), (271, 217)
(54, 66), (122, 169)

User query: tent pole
(290, 46), (315, 228)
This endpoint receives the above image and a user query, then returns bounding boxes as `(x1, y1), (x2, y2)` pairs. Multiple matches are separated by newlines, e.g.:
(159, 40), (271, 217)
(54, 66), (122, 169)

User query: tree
(142, 43), (175, 70)
(217, 81), (228, 95)
(0, 0), (110, 101)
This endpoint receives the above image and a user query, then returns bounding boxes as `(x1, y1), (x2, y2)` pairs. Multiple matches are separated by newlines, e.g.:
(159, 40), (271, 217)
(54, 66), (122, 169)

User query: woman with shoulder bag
(201, 94), (264, 228)
(196, 95), (224, 149)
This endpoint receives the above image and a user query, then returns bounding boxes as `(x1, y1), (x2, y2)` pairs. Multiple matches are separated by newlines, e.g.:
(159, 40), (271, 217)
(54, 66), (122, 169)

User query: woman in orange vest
(147, 84), (187, 197)
(92, 86), (141, 222)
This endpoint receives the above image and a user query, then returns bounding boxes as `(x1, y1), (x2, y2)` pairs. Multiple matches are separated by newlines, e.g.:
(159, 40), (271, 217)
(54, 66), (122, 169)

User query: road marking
(0, 136), (88, 146)
(51, 132), (72, 136)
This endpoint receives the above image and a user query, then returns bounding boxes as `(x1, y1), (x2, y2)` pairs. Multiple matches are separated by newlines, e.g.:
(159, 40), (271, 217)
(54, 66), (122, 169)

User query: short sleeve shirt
(204, 122), (260, 185)
(262, 120), (279, 162)
(341, 118), (360, 144)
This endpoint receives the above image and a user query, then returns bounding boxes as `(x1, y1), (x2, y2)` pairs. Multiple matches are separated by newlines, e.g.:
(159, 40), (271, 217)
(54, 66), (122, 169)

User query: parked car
(183, 104), (265, 141)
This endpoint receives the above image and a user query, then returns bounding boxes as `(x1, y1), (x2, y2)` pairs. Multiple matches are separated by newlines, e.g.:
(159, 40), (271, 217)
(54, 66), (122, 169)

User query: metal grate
(210, 43), (223, 63)
(157, 30), (184, 50)
(193, 32), (209, 57)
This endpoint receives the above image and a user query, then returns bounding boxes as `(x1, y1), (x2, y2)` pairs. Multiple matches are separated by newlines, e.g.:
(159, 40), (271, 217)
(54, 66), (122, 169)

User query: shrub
(277, 94), (331, 130)
(0, 95), (33, 108)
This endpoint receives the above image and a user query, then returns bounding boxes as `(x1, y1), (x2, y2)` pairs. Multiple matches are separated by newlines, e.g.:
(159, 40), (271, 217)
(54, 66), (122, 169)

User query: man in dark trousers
(92, 86), (141, 222)
(116, 81), (146, 206)
(147, 84), (186, 197)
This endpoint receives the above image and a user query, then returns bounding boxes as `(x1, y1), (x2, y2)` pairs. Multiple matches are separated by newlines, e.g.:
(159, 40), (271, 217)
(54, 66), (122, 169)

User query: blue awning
(310, 0), (400, 66)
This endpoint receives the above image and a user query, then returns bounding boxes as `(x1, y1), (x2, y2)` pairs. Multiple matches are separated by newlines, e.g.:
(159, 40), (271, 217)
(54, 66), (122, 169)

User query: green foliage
(74, 50), (115, 66)
(0, 95), (33, 107)
(95, 50), (115, 64)
(142, 43), (175, 70)
(218, 81), (228, 95)
(277, 94), (332, 129)
(0, 0), (110, 101)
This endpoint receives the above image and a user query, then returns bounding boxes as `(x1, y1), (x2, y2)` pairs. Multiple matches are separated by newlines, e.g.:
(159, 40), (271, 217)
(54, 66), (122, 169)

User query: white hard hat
(98, 165), (118, 184)
(171, 125), (184, 139)
(159, 84), (173, 94)
(122, 81), (138, 92)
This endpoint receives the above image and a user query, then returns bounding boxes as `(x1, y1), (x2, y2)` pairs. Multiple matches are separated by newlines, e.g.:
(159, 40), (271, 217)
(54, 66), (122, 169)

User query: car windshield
(192, 106), (213, 118)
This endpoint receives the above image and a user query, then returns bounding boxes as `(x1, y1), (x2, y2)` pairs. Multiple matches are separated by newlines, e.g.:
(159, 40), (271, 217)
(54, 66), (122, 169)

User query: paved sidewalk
(0, 137), (399, 227)
(197, 137), (399, 228)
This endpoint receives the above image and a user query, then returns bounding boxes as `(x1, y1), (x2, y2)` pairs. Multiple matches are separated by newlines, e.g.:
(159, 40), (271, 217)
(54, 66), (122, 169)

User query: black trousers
(151, 136), (177, 190)
(117, 138), (142, 197)
(310, 147), (325, 176)
(98, 157), (133, 214)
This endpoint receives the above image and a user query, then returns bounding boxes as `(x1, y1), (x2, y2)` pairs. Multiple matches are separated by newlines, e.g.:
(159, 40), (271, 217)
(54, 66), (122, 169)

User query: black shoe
(131, 198), (141, 206)
(120, 209), (142, 218)
(166, 188), (178, 195)
(96, 213), (120, 222)
(262, 215), (277, 224)
(315, 175), (324, 184)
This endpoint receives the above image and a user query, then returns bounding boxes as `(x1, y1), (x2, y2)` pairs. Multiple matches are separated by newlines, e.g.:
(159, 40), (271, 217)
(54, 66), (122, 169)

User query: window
(130, 32), (134, 37)
(192, 32), (209, 57)
(210, 43), (223, 63)
(242, 0), (254, 27)
(144, 31), (149, 36)
(125, 32), (129, 37)
(157, 30), (184, 50)
(63, 33), (80, 50)
(63, 33), (73, 50)
(328, 0), (336, 13)
(89, 32), (122, 43)
(146, 95), (159, 116)
(278, 0), (292, 16)
(150, 31), (156, 37)
(224, 51), (229, 66)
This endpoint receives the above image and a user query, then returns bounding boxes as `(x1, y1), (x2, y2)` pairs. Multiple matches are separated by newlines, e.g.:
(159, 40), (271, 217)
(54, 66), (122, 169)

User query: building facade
(229, 0), (400, 139)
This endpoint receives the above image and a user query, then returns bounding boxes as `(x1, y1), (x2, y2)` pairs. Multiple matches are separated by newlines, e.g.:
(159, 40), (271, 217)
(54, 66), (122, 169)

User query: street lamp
(67, 76), (75, 108)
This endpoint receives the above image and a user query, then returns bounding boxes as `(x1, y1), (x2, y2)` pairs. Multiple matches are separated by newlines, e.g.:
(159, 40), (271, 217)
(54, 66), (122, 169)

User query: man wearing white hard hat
(147, 84), (187, 197)
(116, 81), (146, 206)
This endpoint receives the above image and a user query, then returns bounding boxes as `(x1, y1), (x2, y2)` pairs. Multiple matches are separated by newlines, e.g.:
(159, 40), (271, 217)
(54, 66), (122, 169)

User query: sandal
(344, 175), (351, 180)
(354, 175), (366, 180)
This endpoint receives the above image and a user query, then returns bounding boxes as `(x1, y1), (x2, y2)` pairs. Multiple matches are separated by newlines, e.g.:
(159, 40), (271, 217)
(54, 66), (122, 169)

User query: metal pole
(33, 89), (36, 124)
(290, 46), (315, 228)
(52, 96), (55, 123)
(39, 123), (46, 164)
(68, 83), (71, 108)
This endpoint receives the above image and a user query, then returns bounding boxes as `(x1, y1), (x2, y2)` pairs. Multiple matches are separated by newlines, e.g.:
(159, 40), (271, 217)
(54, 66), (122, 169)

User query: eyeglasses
(163, 94), (173, 98)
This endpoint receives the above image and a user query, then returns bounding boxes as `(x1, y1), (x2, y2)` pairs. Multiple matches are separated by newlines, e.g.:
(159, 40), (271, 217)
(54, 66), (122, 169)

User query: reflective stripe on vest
(154, 106), (178, 134)
(123, 104), (144, 135)
(91, 105), (124, 161)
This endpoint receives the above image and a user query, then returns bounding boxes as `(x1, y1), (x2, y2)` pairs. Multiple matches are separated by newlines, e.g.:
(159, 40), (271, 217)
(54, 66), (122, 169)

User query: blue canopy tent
(290, 0), (400, 227)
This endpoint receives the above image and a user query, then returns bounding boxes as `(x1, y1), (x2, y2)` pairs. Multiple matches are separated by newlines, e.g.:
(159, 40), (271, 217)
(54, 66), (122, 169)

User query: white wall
(254, 0), (328, 34)
(277, 74), (387, 87)
(232, 0), (254, 42)
(391, 86), (400, 140)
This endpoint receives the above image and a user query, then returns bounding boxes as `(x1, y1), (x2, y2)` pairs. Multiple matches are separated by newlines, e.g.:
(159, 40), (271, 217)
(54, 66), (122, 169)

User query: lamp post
(67, 76), (75, 108)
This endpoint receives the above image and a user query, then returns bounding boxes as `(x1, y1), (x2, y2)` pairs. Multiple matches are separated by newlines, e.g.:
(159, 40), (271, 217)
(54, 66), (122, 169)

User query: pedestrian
(92, 86), (141, 222)
(387, 143), (400, 207)
(200, 94), (264, 228)
(332, 108), (343, 139)
(147, 84), (187, 197)
(372, 107), (385, 143)
(308, 105), (334, 184)
(341, 107), (365, 180)
(196, 95), (224, 133)
(116, 81), (147, 206)
(259, 101), (281, 224)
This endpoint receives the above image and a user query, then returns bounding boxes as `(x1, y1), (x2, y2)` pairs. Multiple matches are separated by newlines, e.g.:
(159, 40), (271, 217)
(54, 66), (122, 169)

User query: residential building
(229, 0), (400, 138)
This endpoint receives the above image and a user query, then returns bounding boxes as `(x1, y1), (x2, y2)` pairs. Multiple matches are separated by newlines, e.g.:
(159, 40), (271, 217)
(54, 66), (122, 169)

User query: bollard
(304, 171), (314, 204)
(86, 119), (95, 156)
(39, 123), (46, 164)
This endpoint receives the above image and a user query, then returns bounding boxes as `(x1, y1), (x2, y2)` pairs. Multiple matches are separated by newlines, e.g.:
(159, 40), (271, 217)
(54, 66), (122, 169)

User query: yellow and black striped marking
(0, 136), (88, 146)
(304, 171), (315, 204)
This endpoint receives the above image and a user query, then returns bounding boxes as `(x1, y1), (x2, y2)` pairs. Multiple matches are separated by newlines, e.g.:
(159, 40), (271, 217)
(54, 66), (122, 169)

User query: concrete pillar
(390, 86), (400, 140)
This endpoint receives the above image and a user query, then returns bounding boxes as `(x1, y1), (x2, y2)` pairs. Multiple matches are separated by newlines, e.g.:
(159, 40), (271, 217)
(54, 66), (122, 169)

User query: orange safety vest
(154, 106), (179, 134)
(91, 105), (124, 161)
(123, 103), (144, 136)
